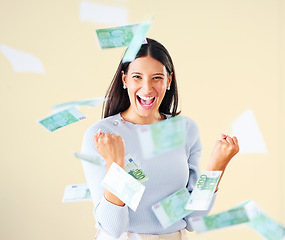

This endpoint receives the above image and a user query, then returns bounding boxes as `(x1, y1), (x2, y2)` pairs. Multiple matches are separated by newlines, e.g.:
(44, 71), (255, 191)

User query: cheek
(126, 86), (138, 100)
(156, 83), (167, 95)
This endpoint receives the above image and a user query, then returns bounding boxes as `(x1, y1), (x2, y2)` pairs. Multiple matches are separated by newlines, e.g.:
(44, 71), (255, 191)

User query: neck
(121, 109), (165, 125)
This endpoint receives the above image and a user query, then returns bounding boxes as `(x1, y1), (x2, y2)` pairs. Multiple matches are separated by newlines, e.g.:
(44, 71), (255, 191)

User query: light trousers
(95, 229), (188, 240)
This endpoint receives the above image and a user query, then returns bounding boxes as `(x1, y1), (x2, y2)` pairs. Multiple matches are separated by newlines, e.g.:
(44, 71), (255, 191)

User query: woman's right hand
(93, 129), (125, 170)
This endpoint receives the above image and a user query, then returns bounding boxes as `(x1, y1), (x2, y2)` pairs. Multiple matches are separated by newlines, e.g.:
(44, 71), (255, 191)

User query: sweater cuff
(95, 196), (129, 239)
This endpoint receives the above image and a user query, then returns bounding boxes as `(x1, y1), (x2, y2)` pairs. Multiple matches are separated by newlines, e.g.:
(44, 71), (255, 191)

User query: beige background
(0, 0), (284, 239)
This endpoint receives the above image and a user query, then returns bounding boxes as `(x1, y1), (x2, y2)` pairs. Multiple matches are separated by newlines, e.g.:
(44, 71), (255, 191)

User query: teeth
(138, 96), (155, 100)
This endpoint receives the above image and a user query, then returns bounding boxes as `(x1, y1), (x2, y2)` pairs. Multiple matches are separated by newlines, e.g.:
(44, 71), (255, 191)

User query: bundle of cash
(186, 171), (222, 211)
(152, 187), (194, 229)
(137, 115), (186, 159)
(52, 97), (107, 112)
(62, 184), (92, 202)
(101, 162), (145, 211)
(72, 151), (105, 166)
(125, 154), (148, 183)
(122, 20), (152, 63)
(248, 208), (285, 240)
(188, 200), (259, 232)
(38, 107), (86, 132)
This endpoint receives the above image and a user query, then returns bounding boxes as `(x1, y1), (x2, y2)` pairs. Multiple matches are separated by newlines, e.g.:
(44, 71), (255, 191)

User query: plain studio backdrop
(0, 0), (284, 239)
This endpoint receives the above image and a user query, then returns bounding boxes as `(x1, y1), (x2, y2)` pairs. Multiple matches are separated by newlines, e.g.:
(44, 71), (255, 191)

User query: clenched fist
(94, 129), (125, 170)
(207, 134), (239, 171)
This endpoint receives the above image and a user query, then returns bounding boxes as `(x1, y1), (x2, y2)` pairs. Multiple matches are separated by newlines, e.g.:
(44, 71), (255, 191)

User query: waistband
(127, 229), (188, 240)
(95, 229), (188, 240)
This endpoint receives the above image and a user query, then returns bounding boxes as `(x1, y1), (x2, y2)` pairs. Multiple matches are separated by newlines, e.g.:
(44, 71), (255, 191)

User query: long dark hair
(102, 38), (180, 118)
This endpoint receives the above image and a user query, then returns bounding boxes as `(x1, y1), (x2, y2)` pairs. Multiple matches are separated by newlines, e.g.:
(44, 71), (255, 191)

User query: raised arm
(206, 133), (239, 191)
(94, 129), (126, 207)
(81, 126), (129, 238)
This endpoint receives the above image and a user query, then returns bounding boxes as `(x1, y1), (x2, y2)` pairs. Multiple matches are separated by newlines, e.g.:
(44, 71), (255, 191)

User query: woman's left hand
(207, 134), (239, 171)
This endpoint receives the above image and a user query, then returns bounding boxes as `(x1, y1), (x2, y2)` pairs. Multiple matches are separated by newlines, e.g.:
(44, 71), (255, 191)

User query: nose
(142, 79), (153, 93)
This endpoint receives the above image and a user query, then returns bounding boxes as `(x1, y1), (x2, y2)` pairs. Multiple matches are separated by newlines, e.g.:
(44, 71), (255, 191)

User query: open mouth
(137, 95), (156, 108)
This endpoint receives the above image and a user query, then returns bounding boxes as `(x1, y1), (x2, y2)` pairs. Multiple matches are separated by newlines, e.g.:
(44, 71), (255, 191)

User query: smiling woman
(102, 38), (180, 123)
(80, 38), (239, 240)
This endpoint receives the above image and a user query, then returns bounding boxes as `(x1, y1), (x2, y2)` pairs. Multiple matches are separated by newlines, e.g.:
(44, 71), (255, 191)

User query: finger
(226, 136), (234, 145)
(105, 132), (112, 137)
(219, 138), (228, 144)
(94, 135), (99, 149)
(221, 133), (227, 139)
(232, 136), (239, 145)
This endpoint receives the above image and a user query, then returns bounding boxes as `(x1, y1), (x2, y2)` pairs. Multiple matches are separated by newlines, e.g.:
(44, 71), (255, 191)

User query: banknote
(52, 97), (107, 112)
(248, 208), (285, 240)
(125, 154), (148, 183)
(96, 24), (142, 49)
(152, 187), (194, 229)
(188, 200), (259, 232)
(72, 151), (105, 166)
(137, 115), (186, 159)
(122, 20), (152, 63)
(62, 184), (92, 202)
(101, 162), (145, 211)
(38, 107), (86, 132)
(186, 171), (222, 211)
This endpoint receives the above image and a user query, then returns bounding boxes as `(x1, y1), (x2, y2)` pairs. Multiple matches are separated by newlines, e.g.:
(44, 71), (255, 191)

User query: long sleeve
(182, 118), (218, 231)
(80, 121), (129, 238)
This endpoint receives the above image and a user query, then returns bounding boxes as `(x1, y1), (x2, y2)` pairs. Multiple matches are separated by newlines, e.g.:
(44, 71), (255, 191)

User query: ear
(121, 70), (127, 87)
(167, 72), (173, 88)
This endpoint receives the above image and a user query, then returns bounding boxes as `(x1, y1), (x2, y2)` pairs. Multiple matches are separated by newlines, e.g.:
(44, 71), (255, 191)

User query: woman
(80, 38), (239, 240)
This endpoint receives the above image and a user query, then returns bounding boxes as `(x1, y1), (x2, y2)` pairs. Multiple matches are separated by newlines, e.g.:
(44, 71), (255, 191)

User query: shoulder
(178, 115), (201, 147)
(182, 116), (200, 133)
(81, 113), (122, 152)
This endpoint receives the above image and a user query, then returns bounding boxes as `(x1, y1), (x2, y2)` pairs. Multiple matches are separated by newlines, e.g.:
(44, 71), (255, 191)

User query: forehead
(128, 56), (166, 74)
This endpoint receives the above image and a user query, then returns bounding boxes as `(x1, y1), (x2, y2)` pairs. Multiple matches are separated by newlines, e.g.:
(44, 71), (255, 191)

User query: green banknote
(62, 184), (92, 202)
(137, 115), (186, 159)
(248, 208), (285, 240)
(188, 200), (259, 232)
(152, 187), (194, 229)
(122, 20), (152, 63)
(72, 151), (105, 166)
(52, 97), (107, 112)
(101, 162), (145, 211)
(186, 171), (222, 210)
(125, 154), (148, 183)
(96, 24), (143, 49)
(38, 107), (86, 132)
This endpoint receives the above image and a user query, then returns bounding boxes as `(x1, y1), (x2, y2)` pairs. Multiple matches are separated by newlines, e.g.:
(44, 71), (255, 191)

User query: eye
(153, 76), (163, 81)
(132, 75), (142, 79)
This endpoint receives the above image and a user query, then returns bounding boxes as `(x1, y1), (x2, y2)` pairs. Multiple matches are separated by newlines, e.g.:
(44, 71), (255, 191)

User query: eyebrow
(131, 72), (165, 76)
